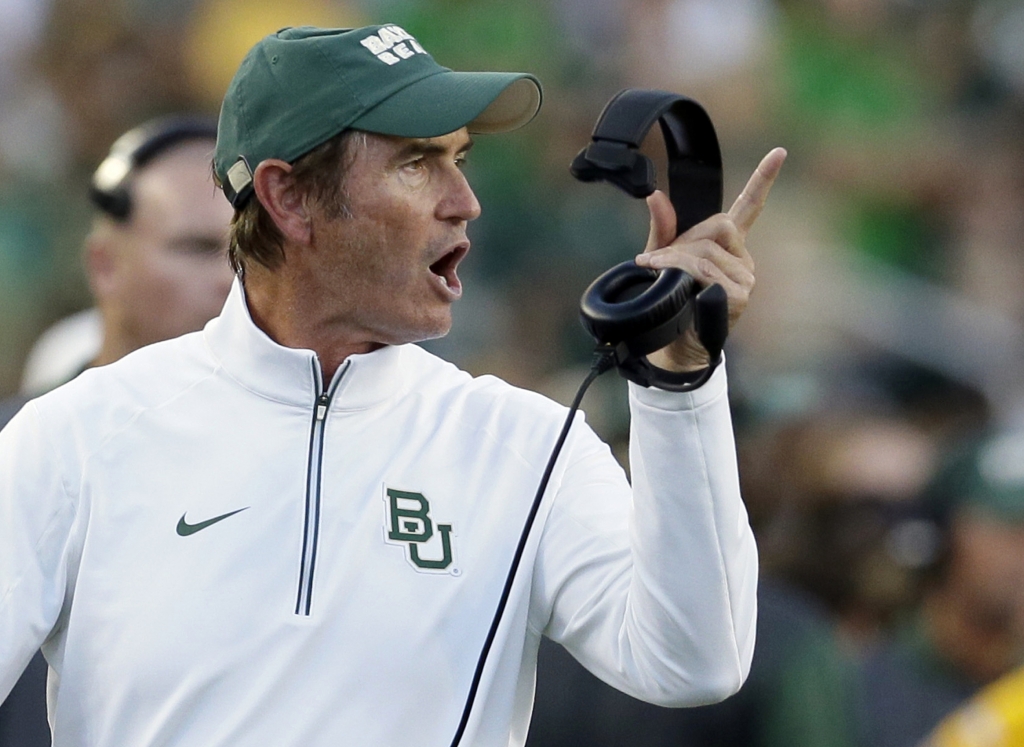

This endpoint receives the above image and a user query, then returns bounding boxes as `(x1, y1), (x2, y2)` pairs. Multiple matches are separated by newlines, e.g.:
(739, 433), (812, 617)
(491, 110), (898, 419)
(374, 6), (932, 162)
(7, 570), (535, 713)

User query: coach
(0, 24), (783, 746)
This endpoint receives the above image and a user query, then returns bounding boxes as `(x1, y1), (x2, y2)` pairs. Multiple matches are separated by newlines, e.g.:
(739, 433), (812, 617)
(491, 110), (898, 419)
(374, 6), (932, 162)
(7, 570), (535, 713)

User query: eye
(403, 156), (427, 172)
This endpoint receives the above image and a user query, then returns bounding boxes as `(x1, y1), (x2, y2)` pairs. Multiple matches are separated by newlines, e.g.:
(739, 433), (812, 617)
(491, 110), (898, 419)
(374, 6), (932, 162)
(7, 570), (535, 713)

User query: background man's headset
(89, 115), (219, 222)
(450, 88), (727, 746)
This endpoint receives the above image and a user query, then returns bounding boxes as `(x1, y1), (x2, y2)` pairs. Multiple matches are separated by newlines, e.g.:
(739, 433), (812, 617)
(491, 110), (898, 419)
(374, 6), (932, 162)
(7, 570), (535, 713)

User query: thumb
(644, 190), (677, 253)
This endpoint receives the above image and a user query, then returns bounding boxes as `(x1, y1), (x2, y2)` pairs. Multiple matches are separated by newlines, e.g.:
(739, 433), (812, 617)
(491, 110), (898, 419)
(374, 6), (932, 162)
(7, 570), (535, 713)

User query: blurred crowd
(1, 0), (1023, 746)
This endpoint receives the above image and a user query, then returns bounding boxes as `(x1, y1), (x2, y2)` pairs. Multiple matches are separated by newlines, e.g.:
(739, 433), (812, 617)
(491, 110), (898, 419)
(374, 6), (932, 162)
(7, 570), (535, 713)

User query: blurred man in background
(83, 116), (234, 367)
(0, 114), (233, 421)
(855, 428), (1024, 747)
(0, 114), (234, 747)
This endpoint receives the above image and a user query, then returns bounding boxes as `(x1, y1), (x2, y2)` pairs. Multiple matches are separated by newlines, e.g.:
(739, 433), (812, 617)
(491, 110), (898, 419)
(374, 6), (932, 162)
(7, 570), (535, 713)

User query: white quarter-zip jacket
(0, 279), (758, 746)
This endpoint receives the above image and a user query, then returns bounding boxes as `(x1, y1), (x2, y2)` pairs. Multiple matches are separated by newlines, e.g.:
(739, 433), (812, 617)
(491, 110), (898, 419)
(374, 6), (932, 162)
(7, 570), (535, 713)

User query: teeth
(429, 245), (465, 296)
(431, 269), (454, 292)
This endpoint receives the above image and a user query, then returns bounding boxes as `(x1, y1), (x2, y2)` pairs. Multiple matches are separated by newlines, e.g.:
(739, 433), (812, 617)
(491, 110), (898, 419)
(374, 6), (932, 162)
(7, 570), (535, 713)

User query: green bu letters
(384, 488), (454, 571)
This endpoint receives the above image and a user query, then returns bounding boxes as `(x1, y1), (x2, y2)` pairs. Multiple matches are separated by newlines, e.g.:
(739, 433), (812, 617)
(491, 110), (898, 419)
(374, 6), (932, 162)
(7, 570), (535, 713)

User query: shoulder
(399, 347), (609, 479)
(404, 344), (570, 424)
(26, 332), (214, 441)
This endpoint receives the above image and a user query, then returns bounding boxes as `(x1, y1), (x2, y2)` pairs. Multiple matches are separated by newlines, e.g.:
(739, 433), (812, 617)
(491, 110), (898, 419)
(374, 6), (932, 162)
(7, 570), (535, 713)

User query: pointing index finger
(728, 147), (787, 234)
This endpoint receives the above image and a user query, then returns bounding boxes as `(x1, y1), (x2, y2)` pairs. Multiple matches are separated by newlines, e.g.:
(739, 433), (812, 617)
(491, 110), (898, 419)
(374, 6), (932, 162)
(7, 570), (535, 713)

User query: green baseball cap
(928, 430), (1024, 524)
(214, 24), (543, 207)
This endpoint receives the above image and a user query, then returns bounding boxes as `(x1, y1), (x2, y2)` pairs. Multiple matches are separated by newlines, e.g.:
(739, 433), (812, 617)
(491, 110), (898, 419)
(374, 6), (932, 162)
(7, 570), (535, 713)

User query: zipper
(295, 358), (349, 616)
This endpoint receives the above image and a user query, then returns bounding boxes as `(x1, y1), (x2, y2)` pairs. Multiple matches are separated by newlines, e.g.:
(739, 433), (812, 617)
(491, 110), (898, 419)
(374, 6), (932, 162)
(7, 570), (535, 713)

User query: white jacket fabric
(0, 280), (758, 747)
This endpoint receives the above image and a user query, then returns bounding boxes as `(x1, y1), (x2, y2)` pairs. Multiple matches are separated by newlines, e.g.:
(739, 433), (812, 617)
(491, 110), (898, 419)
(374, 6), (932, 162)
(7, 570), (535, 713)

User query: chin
(413, 320), (453, 344)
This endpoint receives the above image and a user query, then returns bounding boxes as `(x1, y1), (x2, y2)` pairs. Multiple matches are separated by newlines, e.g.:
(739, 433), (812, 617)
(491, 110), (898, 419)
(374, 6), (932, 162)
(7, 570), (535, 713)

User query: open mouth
(429, 245), (468, 297)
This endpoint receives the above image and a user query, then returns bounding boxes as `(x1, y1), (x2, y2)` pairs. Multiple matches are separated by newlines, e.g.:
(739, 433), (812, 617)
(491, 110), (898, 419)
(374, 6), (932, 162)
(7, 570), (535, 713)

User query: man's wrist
(629, 357), (728, 408)
(646, 337), (711, 373)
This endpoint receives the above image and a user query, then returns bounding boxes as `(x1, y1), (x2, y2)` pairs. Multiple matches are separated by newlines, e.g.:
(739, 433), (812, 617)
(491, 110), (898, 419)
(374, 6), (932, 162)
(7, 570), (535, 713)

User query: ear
(253, 159), (312, 245)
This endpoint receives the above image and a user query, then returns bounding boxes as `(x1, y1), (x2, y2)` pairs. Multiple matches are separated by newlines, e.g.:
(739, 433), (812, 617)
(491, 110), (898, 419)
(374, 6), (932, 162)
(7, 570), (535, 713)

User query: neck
(93, 316), (140, 367)
(241, 263), (382, 382)
(93, 342), (128, 369)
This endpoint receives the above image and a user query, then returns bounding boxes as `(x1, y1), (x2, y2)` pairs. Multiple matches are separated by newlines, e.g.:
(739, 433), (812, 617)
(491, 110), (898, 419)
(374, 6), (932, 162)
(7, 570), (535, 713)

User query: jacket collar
(203, 278), (408, 409)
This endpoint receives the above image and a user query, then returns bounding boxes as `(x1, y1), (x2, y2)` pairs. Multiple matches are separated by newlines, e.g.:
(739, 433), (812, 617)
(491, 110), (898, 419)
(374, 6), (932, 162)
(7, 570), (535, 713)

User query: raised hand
(635, 147), (787, 372)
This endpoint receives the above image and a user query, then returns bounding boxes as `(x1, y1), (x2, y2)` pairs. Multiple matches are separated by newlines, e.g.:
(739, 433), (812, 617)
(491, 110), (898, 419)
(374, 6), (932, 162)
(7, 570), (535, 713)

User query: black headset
(89, 115), (219, 222)
(572, 89), (728, 391)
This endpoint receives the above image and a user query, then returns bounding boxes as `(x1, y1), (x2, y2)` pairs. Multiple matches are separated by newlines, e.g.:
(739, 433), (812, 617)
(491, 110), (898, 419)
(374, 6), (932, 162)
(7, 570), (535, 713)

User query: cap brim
(350, 71), (541, 138)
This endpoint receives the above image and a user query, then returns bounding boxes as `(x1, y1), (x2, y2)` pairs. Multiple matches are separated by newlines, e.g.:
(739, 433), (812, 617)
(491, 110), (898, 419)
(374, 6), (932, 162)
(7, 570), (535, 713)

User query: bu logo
(383, 488), (456, 573)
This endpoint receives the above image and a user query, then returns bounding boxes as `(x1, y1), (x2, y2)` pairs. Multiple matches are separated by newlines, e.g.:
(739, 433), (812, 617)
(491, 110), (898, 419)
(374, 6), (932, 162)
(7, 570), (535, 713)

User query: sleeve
(532, 362), (758, 707)
(0, 403), (78, 702)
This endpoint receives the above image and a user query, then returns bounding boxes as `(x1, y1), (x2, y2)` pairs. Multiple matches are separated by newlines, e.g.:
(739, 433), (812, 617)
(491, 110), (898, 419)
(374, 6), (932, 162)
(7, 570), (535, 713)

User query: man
(0, 24), (784, 746)
(17, 114), (246, 396)
(0, 115), (234, 746)
(854, 428), (1024, 747)
(3, 115), (235, 410)
(85, 116), (235, 367)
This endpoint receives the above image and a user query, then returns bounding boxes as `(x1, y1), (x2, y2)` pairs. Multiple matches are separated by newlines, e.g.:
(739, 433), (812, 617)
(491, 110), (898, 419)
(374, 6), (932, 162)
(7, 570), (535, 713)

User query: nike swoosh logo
(176, 507), (249, 536)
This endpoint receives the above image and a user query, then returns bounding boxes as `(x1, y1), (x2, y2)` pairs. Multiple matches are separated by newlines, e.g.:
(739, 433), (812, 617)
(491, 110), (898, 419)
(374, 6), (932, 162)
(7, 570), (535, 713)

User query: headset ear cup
(694, 283), (728, 363)
(579, 260), (697, 357)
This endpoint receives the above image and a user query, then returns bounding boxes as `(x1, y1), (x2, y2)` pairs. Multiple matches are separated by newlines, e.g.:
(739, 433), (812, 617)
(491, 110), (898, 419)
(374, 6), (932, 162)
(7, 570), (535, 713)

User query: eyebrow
(394, 136), (474, 161)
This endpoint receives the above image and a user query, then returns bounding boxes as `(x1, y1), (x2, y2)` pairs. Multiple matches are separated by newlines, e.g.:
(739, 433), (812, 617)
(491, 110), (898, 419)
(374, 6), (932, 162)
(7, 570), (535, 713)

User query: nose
(438, 168), (481, 224)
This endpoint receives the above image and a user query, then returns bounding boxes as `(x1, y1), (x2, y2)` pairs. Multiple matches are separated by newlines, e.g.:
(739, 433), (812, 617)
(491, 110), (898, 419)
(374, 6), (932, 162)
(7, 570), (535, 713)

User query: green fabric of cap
(214, 24), (542, 207)
(930, 430), (1024, 524)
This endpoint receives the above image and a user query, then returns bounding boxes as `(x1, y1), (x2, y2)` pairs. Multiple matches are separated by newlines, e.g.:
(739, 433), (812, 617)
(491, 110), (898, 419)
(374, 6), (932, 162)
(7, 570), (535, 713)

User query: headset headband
(570, 89), (723, 235)
(90, 115), (219, 222)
